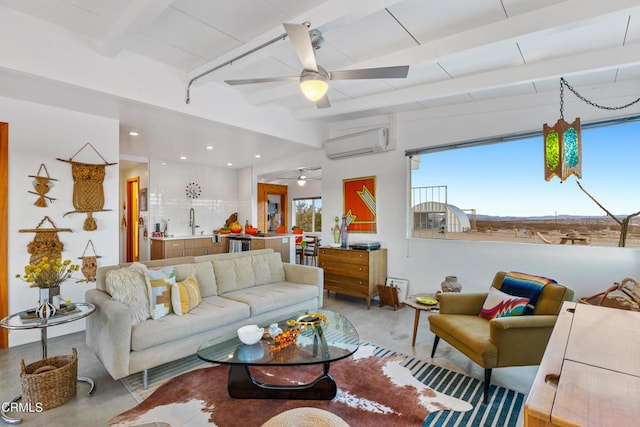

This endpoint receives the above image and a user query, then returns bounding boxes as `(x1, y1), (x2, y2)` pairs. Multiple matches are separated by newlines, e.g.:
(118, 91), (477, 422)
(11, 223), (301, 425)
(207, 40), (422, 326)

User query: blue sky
(412, 120), (640, 217)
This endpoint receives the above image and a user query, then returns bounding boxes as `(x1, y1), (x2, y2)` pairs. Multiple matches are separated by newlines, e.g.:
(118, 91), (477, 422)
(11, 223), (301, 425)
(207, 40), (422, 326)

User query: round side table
(0, 302), (96, 424)
(402, 294), (439, 347)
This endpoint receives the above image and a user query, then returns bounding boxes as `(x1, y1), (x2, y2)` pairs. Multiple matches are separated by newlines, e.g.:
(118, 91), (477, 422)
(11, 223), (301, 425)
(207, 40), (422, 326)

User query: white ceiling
(1, 0), (639, 173)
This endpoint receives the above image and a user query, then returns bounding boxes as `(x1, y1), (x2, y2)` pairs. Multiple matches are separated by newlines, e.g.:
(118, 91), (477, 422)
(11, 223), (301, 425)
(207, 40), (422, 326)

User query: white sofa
(85, 249), (323, 387)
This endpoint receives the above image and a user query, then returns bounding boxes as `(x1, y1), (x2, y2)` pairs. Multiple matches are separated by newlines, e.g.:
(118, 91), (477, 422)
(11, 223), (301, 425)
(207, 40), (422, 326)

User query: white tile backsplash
(148, 159), (243, 235)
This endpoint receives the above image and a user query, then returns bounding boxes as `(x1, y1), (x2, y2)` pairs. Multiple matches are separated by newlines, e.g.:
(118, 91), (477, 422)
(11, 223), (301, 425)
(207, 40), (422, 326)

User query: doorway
(125, 177), (140, 262)
(257, 183), (288, 233)
(1, 122), (7, 348)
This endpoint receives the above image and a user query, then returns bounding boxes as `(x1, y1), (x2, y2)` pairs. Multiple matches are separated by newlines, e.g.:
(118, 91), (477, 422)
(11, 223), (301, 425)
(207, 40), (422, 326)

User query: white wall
(2, 96), (119, 346)
(320, 90), (640, 299)
(147, 159), (243, 238)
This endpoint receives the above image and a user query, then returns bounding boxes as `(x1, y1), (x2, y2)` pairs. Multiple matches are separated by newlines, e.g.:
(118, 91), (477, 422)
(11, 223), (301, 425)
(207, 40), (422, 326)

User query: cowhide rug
(110, 346), (472, 426)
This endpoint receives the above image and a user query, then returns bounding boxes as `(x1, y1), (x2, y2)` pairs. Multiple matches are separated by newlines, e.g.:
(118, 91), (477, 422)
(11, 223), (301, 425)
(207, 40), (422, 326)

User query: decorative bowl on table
(237, 324), (264, 345)
(416, 296), (438, 305)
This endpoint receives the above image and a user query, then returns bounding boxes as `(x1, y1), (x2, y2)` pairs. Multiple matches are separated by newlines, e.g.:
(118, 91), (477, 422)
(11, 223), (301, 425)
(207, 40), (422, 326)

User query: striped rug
(121, 344), (525, 426)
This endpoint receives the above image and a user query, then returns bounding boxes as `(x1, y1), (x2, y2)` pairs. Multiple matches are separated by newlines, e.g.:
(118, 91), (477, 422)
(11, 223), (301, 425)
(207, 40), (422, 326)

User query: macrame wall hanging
(57, 143), (117, 231)
(78, 240), (101, 282)
(28, 164), (58, 207)
(19, 216), (72, 264)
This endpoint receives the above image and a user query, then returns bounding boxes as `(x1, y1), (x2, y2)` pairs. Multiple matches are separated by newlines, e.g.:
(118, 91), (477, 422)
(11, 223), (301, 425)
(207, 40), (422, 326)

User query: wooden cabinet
(524, 302), (640, 426)
(151, 239), (185, 259)
(318, 247), (387, 309)
(151, 237), (228, 260)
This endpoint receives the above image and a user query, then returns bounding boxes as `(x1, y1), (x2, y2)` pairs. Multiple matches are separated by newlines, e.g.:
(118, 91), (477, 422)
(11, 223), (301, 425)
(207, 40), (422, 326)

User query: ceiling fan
(277, 167), (321, 186)
(224, 23), (410, 108)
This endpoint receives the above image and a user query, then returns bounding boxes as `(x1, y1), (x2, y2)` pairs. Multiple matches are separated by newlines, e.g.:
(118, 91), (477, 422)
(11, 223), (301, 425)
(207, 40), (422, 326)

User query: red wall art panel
(343, 176), (376, 233)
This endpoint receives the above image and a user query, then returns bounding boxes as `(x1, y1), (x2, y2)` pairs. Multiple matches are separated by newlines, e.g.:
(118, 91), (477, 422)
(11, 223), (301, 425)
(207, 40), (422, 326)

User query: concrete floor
(0, 293), (536, 425)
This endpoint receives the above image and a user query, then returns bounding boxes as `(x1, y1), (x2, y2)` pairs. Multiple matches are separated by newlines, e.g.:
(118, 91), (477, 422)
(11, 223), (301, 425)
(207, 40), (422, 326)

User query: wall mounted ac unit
(325, 127), (388, 160)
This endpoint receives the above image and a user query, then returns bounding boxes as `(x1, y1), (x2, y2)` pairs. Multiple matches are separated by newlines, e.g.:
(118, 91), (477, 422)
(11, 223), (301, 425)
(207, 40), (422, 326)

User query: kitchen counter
(149, 233), (295, 262)
(150, 233), (293, 241)
(151, 234), (226, 241)
(227, 233), (294, 239)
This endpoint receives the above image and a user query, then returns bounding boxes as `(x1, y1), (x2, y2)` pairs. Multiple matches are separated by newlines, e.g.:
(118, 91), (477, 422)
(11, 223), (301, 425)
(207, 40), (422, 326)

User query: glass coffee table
(197, 309), (359, 400)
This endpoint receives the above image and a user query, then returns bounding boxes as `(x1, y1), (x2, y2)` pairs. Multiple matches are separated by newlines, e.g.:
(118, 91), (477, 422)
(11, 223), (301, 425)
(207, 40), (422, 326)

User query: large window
(294, 198), (322, 232)
(409, 118), (640, 248)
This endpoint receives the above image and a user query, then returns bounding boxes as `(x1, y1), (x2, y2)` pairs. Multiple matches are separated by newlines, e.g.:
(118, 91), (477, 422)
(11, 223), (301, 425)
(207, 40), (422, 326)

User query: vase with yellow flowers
(16, 257), (81, 316)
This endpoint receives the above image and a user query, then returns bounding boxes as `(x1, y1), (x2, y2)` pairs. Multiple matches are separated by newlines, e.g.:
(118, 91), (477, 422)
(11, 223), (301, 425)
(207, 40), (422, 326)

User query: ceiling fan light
(297, 178), (306, 186)
(300, 79), (328, 101)
(300, 68), (329, 101)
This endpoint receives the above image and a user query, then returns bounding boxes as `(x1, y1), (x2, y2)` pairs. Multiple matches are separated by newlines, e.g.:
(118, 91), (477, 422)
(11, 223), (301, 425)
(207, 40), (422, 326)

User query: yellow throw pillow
(171, 275), (202, 315)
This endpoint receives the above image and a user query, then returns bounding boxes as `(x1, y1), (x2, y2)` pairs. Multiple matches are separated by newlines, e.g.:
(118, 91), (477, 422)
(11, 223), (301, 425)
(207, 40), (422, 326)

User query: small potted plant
(16, 257), (81, 317)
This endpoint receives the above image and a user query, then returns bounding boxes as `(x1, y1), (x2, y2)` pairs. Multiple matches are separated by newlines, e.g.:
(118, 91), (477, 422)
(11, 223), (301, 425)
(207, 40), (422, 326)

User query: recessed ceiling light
(180, 156), (187, 160)
(128, 131), (139, 136)
(206, 146), (213, 150)
(255, 154), (261, 158)
(161, 162), (167, 165)
(227, 162), (232, 166)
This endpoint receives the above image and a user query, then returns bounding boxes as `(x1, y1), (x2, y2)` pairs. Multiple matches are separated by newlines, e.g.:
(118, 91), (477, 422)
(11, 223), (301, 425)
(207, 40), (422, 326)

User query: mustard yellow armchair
(428, 271), (574, 403)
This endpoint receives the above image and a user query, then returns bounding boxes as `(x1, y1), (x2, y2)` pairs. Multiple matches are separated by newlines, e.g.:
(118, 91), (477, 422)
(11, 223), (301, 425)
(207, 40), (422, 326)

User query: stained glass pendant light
(543, 78), (581, 182)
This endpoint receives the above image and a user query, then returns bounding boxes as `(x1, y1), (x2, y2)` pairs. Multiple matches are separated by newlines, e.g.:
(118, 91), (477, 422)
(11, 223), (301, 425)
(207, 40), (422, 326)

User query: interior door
(126, 177), (140, 262)
(257, 183), (288, 233)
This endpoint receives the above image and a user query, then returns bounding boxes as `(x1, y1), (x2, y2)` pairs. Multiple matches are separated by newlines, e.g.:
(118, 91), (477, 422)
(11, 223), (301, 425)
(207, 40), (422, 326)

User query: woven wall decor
(28, 164), (58, 207)
(57, 143), (117, 231)
(78, 240), (101, 282)
(19, 216), (72, 264)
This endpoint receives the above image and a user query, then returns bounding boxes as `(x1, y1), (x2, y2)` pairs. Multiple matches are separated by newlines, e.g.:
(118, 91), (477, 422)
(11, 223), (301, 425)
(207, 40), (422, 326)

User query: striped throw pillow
(501, 272), (556, 314)
(171, 275), (202, 315)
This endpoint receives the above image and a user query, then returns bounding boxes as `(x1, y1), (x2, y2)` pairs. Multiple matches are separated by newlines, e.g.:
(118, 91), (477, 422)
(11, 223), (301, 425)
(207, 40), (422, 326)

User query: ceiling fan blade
(329, 65), (409, 80)
(283, 23), (318, 72)
(316, 94), (331, 109)
(225, 76), (298, 85)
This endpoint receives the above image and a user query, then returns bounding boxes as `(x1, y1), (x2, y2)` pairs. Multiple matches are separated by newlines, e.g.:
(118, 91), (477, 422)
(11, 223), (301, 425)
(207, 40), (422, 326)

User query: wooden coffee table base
(227, 363), (337, 400)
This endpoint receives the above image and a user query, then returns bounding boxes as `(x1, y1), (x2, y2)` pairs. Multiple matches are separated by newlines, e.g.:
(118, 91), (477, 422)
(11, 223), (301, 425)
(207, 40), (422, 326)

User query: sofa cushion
(173, 262), (217, 297)
(222, 282), (319, 316)
(213, 253), (285, 294)
(213, 257), (255, 293)
(130, 296), (250, 351)
(106, 263), (150, 324)
(172, 275), (202, 315)
(479, 287), (529, 321)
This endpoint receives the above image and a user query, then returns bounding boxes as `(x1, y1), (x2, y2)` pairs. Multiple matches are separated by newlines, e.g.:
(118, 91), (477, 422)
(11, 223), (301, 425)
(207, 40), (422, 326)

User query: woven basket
(578, 278), (640, 312)
(20, 348), (78, 411)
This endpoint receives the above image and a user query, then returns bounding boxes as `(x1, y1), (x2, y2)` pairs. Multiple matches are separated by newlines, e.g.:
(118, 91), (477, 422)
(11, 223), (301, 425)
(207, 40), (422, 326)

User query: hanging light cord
(560, 77), (640, 119)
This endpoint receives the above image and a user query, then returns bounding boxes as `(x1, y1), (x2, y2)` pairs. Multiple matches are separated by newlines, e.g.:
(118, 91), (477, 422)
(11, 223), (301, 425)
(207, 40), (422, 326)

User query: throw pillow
(146, 267), (176, 320)
(106, 263), (150, 324)
(171, 275), (202, 315)
(479, 287), (529, 321)
(500, 271), (556, 314)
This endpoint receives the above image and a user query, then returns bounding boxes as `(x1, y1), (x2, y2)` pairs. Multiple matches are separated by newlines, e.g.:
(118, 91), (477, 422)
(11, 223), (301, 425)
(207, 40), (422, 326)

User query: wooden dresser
(525, 302), (640, 426)
(318, 247), (387, 309)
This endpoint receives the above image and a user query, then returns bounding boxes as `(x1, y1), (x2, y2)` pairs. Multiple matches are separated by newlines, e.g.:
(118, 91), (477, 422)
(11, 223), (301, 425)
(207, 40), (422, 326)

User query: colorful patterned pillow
(171, 275), (202, 315)
(146, 267), (176, 319)
(479, 287), (530, 321)
(501, 272), (556, 314)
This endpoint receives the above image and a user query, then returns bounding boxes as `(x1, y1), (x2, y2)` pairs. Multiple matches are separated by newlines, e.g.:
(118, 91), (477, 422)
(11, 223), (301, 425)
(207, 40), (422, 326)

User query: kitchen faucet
(189, 208), (199, 235)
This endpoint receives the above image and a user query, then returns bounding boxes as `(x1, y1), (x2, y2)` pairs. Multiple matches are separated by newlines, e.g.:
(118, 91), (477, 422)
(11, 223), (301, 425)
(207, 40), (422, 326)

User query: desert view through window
(410, 118), (640, 248)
